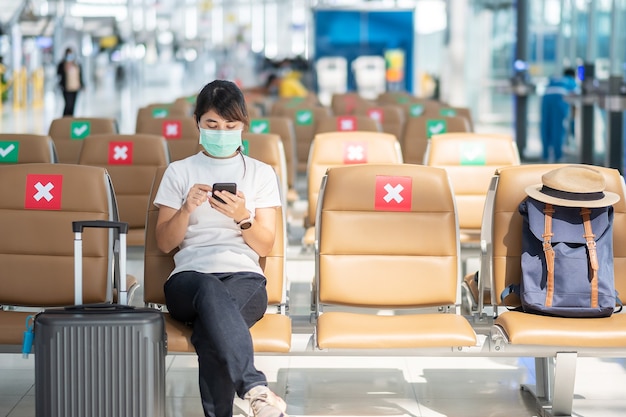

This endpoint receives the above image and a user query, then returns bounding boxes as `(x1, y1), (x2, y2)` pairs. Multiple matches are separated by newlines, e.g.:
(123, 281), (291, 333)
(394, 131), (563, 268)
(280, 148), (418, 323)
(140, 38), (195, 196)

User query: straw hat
(525, 165), (620, 208)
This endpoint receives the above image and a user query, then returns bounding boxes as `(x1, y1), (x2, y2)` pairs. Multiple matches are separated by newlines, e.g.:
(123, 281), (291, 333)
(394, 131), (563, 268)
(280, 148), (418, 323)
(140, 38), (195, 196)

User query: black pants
(164, 270), (269, 417)
(62, 91), (78, 116)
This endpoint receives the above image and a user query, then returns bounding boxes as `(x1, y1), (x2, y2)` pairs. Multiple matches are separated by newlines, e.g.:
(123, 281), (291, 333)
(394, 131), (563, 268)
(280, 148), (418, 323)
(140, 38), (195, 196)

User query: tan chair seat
(495, 311), (626, 347)
(286, 188), (300, 203)
(459, 229), (481, 245)
(164, 315), (194, 353)
(165, 313), (291, 353)
(317, 312), (477, 349)
(249, 314), (292, 353)
(302, 226), (315, 246)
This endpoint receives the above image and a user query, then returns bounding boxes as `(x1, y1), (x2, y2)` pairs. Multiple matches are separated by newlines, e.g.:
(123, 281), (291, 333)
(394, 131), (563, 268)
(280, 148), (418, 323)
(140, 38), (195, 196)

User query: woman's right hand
(182, 184), (211, 214)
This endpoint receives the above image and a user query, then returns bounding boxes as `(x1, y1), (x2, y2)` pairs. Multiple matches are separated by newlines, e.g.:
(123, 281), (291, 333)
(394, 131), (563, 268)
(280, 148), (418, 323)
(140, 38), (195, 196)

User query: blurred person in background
(540, 67), (577, 162)
(57, 47), (84, 116)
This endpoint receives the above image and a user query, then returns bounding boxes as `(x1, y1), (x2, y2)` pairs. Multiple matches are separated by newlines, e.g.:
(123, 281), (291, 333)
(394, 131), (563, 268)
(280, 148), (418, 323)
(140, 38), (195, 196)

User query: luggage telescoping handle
(72, 221), (129, 305)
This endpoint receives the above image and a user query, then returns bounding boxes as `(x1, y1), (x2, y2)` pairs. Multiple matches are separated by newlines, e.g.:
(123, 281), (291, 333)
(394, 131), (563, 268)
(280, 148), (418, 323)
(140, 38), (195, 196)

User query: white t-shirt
(154, 152), (282, 277)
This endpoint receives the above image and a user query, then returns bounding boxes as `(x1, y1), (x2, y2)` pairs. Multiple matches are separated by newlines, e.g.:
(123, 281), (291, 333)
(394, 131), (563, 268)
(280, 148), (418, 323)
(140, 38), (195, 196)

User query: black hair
(194, 80), (249, 129)
(194, 80), (249, 173)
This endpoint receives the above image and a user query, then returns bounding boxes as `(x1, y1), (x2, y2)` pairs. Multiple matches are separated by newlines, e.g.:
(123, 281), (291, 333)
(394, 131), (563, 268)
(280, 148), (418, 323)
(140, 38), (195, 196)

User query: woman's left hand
(210, 189), (249, 222)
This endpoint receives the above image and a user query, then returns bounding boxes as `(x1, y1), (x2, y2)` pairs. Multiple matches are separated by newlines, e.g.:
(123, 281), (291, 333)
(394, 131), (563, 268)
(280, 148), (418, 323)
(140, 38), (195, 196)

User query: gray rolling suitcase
(34, 220), (166, 417)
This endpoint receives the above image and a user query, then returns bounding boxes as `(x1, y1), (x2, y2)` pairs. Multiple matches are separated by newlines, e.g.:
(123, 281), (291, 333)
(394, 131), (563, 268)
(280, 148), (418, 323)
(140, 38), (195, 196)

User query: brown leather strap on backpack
(581, 207), (599, 308)
(542, 203), (555, 307)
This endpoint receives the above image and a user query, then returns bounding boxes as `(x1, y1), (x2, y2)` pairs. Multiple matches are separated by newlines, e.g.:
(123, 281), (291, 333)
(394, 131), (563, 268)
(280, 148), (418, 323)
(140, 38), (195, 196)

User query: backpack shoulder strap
(581, 207), (599, 308)
(543, 203), (555, 307)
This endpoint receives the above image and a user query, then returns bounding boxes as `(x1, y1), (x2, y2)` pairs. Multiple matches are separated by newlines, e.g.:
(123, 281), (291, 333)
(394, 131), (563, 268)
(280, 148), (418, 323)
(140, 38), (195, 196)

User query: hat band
(540, 185), (606, 202)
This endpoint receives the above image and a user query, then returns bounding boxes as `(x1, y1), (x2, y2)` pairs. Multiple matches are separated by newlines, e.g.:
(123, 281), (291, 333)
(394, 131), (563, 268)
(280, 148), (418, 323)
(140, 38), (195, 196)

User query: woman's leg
(164, 271), (269, 417)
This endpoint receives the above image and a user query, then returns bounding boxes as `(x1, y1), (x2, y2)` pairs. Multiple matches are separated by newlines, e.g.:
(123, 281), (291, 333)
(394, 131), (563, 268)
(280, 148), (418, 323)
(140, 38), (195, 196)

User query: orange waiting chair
(303, 131), (403, 248)
(143, 167), (292, 353)
(312, 164), (477, 351)
(0, 164), (123, 352)
(77, 133), (170, 247)
(0, 133), (58, 163)
(478, 163), (626, 416)
(48, 117), (118, 164)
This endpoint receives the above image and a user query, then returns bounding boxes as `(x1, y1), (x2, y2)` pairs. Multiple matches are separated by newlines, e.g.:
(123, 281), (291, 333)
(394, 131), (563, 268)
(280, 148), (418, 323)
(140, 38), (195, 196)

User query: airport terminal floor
(2, 65), (626, 417)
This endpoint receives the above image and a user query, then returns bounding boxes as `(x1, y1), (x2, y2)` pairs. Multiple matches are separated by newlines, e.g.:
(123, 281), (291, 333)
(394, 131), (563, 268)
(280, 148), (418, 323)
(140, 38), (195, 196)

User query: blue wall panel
(314, 9), (415, 93)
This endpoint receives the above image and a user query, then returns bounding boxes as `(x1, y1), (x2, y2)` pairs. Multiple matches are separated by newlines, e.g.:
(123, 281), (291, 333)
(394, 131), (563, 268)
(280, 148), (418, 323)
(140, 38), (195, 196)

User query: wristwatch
(236, 216), (254, 230)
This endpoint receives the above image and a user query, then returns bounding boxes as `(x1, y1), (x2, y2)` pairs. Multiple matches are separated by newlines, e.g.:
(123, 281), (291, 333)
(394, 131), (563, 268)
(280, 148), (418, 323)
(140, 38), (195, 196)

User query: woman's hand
(183, 184), (211, 214)
(210, 188), (249, 223)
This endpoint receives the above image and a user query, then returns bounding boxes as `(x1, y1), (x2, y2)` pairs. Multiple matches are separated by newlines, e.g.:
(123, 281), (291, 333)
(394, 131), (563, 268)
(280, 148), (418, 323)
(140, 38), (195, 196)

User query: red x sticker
(367, 108), (384, 123)
(375, 175), (412, 212)
(25, 174), (63, 210)
(343, 141), (367, 164)
(162, 120), (182, 139)
(337, 116), (357, 131)
(108, 141), (134, 164)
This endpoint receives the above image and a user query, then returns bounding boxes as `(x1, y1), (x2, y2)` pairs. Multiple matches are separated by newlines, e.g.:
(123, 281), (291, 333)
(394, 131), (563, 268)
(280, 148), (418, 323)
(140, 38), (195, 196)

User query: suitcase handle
(72, 220), (128, 234)
(72, 220), (129, 305)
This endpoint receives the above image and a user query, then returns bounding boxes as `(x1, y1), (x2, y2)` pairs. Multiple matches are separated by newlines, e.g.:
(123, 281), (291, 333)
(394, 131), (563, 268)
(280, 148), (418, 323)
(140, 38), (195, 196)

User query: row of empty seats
(2, 155), (625, 416)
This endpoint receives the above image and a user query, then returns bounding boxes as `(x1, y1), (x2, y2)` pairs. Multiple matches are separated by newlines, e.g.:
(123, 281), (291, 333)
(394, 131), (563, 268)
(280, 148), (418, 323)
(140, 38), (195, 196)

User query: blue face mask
(199, 128), (243, 157)
(66, 54), (75, 61)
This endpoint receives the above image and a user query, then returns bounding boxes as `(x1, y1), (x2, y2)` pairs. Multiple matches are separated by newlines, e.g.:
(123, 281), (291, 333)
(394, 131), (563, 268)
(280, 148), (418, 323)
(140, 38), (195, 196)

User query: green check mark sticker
(439, 108), (457, 117)
(152, 108), (169, 118)
(460, 143), (487, 165)
(296, 110), (313, 126)
(70, 121), (91, 140)
(286, 97), (305, 108)
(426, 119), (447, 138)
(250, 119), (270, 133)
(409, 104), (424, 117)
(0, 141), (19, 163)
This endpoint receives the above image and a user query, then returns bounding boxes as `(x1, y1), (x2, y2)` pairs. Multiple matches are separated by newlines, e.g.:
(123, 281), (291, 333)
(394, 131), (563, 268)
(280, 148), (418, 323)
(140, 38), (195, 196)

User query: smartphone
(212, 182), (237, 204)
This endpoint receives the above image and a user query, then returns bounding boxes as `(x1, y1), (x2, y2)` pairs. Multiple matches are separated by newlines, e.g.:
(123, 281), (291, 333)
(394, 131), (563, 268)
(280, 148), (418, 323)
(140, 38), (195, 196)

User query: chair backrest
(280, 105), (332, 172)
(48, 117), (118, 164)
(398, 100), (444, 118)
(135, 112), (199, 162)
(354, 104), (405, 141)
(401, 115), (471, 164)
(424, 133), (520, 241)
(306, 131), (403, 229)
(138, 102), (189, 122)
(143, 166), (287, 309)
(0, 163), (117, 307)
(249, 116), (297, 190)
(430, 106), (474, 132)
(268, 95), (320, 117)
(77, 133), (170, 246)
(376, 90), (414, 105)
(0, 133), (58, 163)
(315, 163), (460, 309)
(242, 132), (289, 203)
(488, 164), (626, 308)
(314, 114), (381, 135)
(330, 92), (371, 116)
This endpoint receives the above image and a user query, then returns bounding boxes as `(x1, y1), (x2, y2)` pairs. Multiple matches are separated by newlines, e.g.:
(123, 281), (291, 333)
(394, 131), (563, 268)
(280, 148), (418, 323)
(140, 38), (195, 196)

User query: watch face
(240, 221), (253, 230)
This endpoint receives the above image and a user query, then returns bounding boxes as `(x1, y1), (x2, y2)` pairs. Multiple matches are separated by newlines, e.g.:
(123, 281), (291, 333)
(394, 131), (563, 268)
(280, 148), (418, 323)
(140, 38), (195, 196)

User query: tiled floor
(1, 62), (626, 417)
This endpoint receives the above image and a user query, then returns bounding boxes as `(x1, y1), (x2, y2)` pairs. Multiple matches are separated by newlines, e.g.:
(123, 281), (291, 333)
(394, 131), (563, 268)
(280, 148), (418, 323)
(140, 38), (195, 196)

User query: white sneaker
(244, 385), (288, 417)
